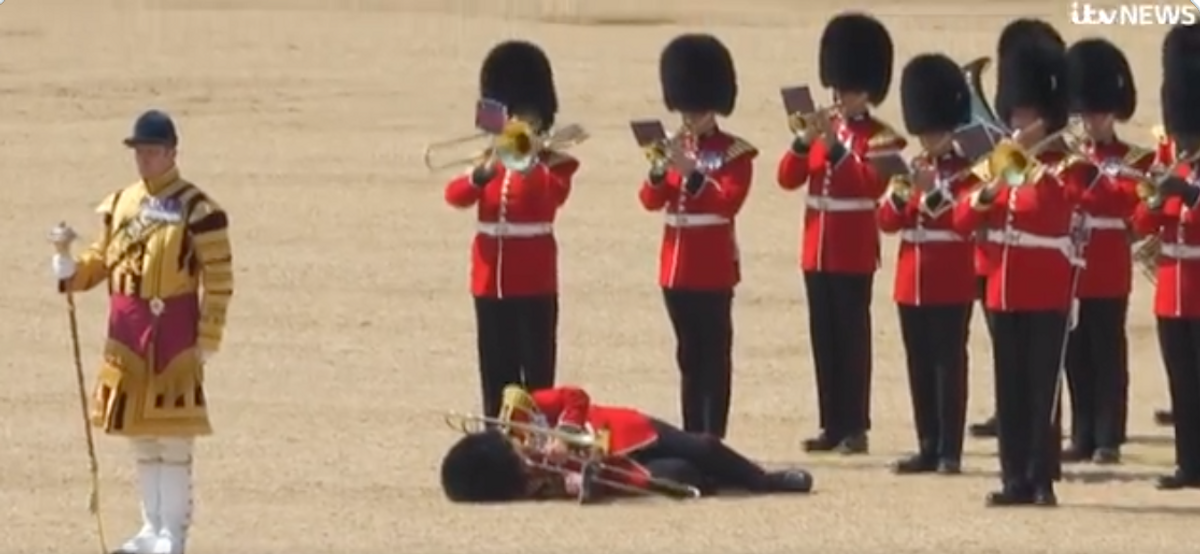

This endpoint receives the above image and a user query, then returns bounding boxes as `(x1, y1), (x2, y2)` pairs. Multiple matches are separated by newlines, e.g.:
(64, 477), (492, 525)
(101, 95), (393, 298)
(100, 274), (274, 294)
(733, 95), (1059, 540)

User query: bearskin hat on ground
(996, 39), (1069, 133)
(900, 53), (971, 134)
(659, 34), (737, 115)
(1163, 24), (1200, 136)
(819, 13), (893, 104)
(997, 18), (1064, 59)
(479, 40), (558, 132)
(1066, 38), (1136, 120)
(440, 431), (528, 503)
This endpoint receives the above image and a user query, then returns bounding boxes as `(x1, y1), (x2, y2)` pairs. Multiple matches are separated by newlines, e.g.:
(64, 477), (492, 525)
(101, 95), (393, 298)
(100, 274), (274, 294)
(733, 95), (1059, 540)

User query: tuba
(962, 57), (1008, 141)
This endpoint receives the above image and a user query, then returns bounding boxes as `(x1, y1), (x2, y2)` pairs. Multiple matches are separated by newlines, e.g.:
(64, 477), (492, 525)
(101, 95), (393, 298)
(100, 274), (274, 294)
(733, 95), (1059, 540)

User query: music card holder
(780, 85), (816, 117)
(870, 152), (910, 182)
(475, 98), (509, 134)
(953, 124), (996, 161)
(630, 119), (667, 147)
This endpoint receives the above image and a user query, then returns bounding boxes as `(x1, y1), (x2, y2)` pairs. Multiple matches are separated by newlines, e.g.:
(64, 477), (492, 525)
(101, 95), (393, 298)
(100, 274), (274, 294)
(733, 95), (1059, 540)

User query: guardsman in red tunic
(1152, 123), (1178, 429)
(777, 13), (906, 454)
(879, 54), (979, 475)
(968, 18), (1066, 440)
(638, 34), (755, 439)
(439, 386), (813, 502)
(952, 37), (1103, 507)
(1130, 23), (1200, 490)
(1061, 38), (1148, 464)
(444, 41), (580, 419)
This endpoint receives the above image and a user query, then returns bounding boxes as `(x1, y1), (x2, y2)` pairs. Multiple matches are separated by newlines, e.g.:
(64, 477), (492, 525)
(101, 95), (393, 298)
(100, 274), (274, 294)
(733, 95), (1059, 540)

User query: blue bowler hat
(123, 109), (178, 147)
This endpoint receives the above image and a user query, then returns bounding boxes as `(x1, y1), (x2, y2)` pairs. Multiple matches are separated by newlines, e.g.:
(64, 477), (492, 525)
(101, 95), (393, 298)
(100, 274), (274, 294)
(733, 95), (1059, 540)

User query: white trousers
(122, 438), (194, 554)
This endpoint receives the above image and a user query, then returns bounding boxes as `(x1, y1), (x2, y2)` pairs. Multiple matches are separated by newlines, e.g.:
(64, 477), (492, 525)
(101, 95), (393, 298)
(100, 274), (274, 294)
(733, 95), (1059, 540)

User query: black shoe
(937, 458), (962, 475)
(802, 432), (840, 453)
(765, 469), (813, 493)
(1156, 471), (1200, 490)
(986, 486), (1034, 507)
(892, 453), (938, 474)
(1155, 409), (1174, 426)
(1092, 448), (1120, 465)
(1032, 485), (1058, 507)
(969, 416), (998, 438)
(836, 433), (868, 455)
(1061, 444), (1094, 463)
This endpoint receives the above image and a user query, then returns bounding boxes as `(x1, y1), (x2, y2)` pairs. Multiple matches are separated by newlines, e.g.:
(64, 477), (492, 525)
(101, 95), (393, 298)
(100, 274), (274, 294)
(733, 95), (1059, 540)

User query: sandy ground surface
(2, 0), (1199, 552)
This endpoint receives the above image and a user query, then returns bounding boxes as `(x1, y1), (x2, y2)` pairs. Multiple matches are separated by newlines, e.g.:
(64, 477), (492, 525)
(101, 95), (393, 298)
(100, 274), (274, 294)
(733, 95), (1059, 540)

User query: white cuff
(51, 254), (76, 281)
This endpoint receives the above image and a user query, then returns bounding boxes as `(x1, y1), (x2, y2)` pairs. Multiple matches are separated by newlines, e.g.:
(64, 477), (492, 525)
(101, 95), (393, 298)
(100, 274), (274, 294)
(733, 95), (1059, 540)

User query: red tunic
(952, 151), (1095, 312)
(1076, 139), (1152, 298)
(508, 386), (660, 490)
(777, 114), (907, 274)
(444, 151), (580, 298)
(638, 129), (756, 290)
(877, 153), (979, 306)
(1130, 162), (1200, 318)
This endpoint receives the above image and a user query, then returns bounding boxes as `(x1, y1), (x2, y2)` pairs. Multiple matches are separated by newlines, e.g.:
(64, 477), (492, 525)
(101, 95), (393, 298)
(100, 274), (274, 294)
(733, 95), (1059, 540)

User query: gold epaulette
(722, 135), (758, 163)
(541, 150), (577, 168)
(868, 118), (906, 151)
(1047, 153), (1086, 178)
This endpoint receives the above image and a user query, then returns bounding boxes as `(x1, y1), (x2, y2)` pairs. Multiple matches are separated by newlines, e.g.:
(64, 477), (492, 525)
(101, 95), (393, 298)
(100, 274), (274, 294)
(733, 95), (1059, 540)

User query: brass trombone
(443, 411), (702, 501)
(422, 119), (589, 173)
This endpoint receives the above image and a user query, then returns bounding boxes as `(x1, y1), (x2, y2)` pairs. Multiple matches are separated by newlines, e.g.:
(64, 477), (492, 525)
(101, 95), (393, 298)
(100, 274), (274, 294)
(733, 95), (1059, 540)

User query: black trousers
(474, 295), (558, 418)
(1065, 298), (1129, 451)
(804, 272), (873, 438)
(898, 303), (972, 461)
(976, 277), (997, 418)
(992, 310), (1068, 488)
(630, 418), (769, 493)
(1157, 318), (1200, 476)
(662, 288), (734, 438)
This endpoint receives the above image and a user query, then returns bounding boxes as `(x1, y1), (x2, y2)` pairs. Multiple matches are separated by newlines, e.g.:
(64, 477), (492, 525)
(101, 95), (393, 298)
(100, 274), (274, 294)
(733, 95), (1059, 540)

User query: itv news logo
(1071, 2), (1199, 25)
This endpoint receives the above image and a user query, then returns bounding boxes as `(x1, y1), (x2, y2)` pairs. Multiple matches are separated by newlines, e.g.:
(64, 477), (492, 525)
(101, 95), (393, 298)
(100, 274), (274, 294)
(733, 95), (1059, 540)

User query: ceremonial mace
(51, 223), (109, 554)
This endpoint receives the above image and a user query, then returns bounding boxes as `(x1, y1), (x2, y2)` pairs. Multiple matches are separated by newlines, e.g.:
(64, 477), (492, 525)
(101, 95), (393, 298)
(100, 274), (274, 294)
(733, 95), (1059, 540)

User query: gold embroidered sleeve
(62, 192), (118, 293)
(189, 197), (233, 353)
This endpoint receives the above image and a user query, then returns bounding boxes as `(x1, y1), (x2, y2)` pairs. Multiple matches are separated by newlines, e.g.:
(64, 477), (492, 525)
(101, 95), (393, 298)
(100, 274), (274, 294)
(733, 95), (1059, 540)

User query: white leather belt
(1082, 216), (1125, 230)
(664, 213), (730, 228)
(805, 195), (876, 212)
(986, 228), (1081, 265)
(1161, 243), (1200, 260)
(476, 222), (553, 237)
(899, 229), (964, 243)
(986, 229), (1072, 250)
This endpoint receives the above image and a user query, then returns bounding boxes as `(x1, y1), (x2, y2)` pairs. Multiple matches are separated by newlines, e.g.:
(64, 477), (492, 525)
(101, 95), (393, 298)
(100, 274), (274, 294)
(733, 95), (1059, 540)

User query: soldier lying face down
(439, 386), (813, 503)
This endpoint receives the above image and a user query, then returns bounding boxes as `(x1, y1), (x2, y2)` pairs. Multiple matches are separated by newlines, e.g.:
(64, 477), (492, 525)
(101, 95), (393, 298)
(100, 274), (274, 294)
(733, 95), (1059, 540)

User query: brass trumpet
(643, 124), (694, 169)
(422, 119), (589, 173)
(443, 410), (702, 501)
(979, 123), (1079, 187)
(788, 103), (842, 136)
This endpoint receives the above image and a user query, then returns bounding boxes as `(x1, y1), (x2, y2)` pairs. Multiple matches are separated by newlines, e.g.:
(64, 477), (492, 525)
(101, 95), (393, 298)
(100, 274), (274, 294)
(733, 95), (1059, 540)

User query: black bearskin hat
(900, 53), (971, 134)
(479, 41), (558, 133)
(1163, 24), (1200, 136)
(997, 18), (1064, 59)
(996, 39), (1069, 133)
(440, 431), (528, 503)
(659, 34), (737, 116)
(819, 13), (893, 104)
(1066, 38), (1136, 121)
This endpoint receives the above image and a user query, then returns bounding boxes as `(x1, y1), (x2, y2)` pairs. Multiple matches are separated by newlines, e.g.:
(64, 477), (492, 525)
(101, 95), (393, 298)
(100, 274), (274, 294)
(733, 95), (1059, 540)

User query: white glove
(51, 254), (77, 280)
